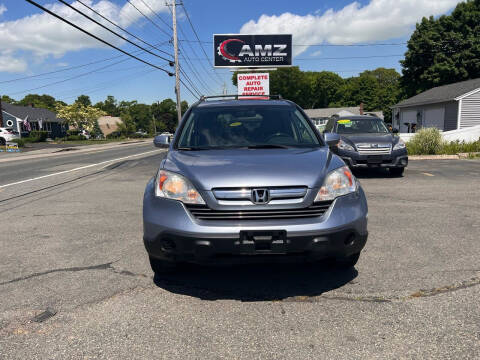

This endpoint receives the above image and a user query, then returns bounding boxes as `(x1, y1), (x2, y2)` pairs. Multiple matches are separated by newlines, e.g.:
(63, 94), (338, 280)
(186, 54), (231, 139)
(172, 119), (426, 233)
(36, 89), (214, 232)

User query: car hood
(340, 133), (395, 146)
(163, 147), (342, 190)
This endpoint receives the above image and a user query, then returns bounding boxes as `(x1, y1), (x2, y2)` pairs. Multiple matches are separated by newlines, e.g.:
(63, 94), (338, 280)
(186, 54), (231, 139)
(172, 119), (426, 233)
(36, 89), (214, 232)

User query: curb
(409, 152), (480, 160)
(0, 139), (153, 164)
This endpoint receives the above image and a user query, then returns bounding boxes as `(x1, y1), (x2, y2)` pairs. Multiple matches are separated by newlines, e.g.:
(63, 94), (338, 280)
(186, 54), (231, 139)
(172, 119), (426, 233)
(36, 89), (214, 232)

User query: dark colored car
(324, 116), (408, 176)
(143, 97), (368, 274)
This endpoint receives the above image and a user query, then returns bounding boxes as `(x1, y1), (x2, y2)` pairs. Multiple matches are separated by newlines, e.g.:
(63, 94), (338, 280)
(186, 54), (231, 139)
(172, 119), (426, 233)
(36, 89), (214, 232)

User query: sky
(0, 0), (463, 105)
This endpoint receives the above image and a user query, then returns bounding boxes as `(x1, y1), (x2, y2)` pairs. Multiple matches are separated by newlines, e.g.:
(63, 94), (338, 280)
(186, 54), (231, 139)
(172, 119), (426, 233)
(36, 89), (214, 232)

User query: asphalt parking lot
(0, 152), (479, 359)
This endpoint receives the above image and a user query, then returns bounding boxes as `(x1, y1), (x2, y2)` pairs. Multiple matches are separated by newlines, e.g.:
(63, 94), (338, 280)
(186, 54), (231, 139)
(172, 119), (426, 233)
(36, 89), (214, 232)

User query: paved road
(0, 142), (155, 186)
(0, 155), (479, 359)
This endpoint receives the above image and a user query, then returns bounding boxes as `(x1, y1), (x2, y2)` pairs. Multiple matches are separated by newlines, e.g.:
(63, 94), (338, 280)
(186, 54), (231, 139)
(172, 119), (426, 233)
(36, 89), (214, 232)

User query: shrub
(29, 130), (49, 142)
(66, 135), (87, 141)
(407, 128), (443, 155)
(67, 129), (80, 136)
(11, 139), (25, 147)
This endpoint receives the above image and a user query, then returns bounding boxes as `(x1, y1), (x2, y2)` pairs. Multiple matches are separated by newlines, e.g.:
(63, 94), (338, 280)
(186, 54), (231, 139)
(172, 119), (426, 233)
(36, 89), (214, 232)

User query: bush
(67, 129), (80, 136)
(29, 130), (49, 142)
(407, 128), (443, 155)
(66, 135), (87, 141)
(11, 139), (25, 147)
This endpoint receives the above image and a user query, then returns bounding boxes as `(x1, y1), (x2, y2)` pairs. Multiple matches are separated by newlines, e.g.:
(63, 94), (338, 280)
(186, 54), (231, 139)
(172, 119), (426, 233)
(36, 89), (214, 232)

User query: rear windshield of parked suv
(177, 106), (321, 149)
(336, 118), (389, 134)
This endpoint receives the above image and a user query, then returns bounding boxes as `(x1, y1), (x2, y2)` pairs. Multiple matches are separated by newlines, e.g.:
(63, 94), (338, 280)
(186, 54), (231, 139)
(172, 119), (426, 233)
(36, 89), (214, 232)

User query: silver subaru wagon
(143, 97), (368, 274)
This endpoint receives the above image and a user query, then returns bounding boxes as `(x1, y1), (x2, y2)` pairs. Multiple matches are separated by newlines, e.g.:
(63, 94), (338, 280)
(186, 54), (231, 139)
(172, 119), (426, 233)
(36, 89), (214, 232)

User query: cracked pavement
(0, 149), (479, 359)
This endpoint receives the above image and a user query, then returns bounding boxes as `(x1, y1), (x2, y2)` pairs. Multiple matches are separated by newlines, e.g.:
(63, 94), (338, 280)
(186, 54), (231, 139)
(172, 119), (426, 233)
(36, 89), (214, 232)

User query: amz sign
(214, 34), (292, 68)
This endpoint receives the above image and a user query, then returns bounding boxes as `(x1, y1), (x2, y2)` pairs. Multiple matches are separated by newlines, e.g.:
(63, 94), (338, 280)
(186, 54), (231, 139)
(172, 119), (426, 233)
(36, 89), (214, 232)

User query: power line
(57, 0), (173, 64)
(179, 68), (202, 98)
(0, 40), (170, 85)
(140, 2), (215, 94)
(179, 39), (408, 47)
(9, 56), (144, 96)
(75, 0), (173, 58)
(126, 0), (171, 38)
(181, 3), (224, 85)
(25, 0), (174, 76)
(137, 0), (172, 30)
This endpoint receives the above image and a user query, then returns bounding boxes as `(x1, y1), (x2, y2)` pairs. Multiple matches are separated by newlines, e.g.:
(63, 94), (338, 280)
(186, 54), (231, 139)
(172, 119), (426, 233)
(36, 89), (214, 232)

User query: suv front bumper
(143, 179), (368, 264)
(338, 149), (408, 169)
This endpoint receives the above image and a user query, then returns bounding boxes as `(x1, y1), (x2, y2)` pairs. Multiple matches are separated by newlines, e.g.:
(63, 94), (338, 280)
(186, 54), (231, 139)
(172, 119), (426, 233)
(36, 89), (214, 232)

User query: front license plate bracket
(239, 230), (287, 254)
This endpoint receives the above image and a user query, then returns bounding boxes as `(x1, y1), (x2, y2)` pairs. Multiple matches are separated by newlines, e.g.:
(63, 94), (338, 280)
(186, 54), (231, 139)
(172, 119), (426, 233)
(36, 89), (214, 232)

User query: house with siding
(391, 78), (480, 133)
(1, 102), (67, 138)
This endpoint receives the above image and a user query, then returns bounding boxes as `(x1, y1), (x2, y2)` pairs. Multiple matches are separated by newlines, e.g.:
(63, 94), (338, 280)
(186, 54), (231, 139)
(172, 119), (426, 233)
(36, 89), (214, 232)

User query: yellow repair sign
(337, 119), (351, 124)
(230, 122), (242, 127)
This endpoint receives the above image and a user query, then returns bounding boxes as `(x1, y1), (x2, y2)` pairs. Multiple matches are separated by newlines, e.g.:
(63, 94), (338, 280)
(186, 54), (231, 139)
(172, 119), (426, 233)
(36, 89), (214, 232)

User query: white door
(424, 106), (445, 130)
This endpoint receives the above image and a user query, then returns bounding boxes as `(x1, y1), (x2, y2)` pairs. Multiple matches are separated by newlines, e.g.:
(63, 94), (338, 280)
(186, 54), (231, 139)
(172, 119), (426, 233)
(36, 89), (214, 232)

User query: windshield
(177, 106), (321, 149)
(336, 118), (389, 134)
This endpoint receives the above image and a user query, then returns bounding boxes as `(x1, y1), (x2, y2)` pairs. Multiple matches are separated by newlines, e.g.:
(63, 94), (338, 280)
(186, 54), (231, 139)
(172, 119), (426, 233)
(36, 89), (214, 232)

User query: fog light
(344, 233), (356, 246)
(161, 238), (176, 251)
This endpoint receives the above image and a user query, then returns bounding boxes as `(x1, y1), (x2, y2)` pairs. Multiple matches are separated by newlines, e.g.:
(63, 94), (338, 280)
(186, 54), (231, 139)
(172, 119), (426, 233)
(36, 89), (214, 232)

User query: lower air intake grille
(185, 201), (333, 221)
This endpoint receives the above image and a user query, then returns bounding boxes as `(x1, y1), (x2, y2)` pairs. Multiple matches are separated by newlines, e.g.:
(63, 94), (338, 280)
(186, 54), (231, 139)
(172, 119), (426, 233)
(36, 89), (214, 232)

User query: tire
(389, 167), (405, 177)
(149, 256), (176, 274)
(0, 137), (5, 146)
(335, 252), (360, 269)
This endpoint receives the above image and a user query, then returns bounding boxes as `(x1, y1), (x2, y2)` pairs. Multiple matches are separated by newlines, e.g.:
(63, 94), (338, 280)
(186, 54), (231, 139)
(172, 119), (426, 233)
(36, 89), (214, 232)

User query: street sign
(237, 73), (269, 99)
(214, 34), (292, 68)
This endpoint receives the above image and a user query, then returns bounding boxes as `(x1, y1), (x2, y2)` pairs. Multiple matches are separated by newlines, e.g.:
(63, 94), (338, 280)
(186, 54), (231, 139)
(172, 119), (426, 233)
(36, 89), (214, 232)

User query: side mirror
(324, 133), (340, 147)
(153, 134), (170, 148)
(392, 128), (399, 134)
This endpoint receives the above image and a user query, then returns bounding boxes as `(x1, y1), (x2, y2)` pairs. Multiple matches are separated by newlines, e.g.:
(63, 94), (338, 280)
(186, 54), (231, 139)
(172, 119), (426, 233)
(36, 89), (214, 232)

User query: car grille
(356, 143), (392, 155)
(185, 201), (333, 221)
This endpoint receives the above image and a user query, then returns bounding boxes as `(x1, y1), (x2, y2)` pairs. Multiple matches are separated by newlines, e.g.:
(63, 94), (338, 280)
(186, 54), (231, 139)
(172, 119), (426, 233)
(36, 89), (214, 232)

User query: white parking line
(422, 172), (435, 177)
(0, 149), (161, 189)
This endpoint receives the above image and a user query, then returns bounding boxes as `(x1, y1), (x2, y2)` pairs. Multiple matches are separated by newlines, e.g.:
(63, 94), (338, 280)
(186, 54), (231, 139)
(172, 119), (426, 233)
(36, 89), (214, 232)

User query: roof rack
(199, 94), (283, 101)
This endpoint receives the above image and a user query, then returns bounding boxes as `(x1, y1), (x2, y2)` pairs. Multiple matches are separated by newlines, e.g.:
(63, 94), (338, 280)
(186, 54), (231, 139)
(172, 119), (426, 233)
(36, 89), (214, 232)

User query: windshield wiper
(247, 144), (291, 149)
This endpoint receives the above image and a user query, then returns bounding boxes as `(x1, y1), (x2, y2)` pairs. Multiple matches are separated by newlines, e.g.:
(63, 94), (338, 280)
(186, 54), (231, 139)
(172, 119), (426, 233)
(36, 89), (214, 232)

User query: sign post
(237, 73), (269, 99)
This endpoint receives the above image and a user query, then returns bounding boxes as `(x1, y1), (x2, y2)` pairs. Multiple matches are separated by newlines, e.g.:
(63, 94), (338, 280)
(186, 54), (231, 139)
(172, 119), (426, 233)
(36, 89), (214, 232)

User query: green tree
(56, 103), (106, 131)
(75, 95), (92, 107)
(181, 100), (189, 115)
(401, 0), (480, 97)
(305, 71), (344, 109)
(90, 119), (103, 139)
(18, 94), (57, 111)
(94, 95), (119, 116)
(117, 112), (136, 136)
(1, 95), (16, 104)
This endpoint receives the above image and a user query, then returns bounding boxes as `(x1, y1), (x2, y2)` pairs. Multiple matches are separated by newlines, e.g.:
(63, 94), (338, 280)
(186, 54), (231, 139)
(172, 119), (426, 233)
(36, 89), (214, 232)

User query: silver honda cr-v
(143, 97), (368, 273)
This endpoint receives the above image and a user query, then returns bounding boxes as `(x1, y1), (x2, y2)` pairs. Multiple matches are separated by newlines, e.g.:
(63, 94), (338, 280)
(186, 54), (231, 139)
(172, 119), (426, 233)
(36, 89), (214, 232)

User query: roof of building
(97, 116), (122, 126)
(303, 107), (361, 118)
(394, 78), (480, 108)
(1, 102), (60, 122)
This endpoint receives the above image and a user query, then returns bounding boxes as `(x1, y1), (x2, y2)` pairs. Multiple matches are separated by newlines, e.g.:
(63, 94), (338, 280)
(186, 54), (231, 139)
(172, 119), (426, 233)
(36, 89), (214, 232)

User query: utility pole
(171, 1), (182, 126)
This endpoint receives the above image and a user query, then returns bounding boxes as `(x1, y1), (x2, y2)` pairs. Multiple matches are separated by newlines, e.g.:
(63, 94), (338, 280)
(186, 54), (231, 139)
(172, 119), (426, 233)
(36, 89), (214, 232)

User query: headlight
(393, 138), (406, 150)
(315, 166), (357, 202)
(155, 170), (205, 204)
(337, 139), (355, 152)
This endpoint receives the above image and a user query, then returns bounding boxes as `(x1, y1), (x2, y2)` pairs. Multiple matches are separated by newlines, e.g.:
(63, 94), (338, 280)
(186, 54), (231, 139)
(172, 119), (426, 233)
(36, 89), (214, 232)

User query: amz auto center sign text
(237, 73), (269, 98)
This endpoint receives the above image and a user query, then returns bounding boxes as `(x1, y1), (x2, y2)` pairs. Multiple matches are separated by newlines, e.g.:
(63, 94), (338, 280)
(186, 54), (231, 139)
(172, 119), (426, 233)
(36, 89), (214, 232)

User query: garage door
(424, 106), (445, 130)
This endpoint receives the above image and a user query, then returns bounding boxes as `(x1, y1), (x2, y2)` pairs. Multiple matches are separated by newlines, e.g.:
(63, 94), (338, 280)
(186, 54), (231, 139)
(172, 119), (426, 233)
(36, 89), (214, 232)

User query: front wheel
(335, 252), (360, 269)
(0, 137), (5, 146)
(149, 256), (177, 274)
(389, 167), (405, 177)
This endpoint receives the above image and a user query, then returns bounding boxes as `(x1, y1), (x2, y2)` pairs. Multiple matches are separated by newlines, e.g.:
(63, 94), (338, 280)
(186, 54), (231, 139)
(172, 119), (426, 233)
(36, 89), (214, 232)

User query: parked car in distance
(0, 127), (20, 145)
(143, 97), (368, 274)
(323, 116), (408, 176)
